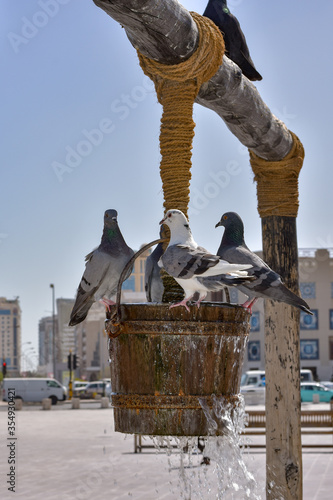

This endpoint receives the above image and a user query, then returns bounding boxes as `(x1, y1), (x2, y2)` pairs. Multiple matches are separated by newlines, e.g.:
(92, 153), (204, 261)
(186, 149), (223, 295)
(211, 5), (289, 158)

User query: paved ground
(0, 401), (332, 499)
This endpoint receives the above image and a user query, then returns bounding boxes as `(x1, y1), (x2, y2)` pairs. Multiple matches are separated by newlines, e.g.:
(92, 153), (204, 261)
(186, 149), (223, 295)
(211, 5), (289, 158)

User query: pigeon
(203, 0), (262, 81)
(145, 232), (165, 302)
(158, 209), (253, 311)
(69, 209), (134, 326)
(215, 211), (313, 315)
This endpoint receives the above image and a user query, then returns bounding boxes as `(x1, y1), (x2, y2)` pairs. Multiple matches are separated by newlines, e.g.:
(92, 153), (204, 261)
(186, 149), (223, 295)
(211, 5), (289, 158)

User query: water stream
(153, 396), (262, 499)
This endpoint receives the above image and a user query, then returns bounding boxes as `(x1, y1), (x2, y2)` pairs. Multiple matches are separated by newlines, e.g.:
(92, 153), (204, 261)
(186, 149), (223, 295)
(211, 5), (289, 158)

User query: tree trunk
(93, 0), (292, 160)
(262, 216), (302, 500)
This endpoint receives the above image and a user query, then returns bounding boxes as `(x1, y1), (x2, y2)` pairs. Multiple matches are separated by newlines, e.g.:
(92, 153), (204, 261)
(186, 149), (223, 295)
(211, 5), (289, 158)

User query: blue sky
(1, 0), (333, 364)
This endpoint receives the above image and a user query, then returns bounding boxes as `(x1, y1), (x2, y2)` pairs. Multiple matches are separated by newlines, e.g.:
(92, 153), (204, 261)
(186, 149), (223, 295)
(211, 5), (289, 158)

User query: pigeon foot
(169, 296), (193, 312)
(242, 297), (258, 314)
(100, 298), (116, 311)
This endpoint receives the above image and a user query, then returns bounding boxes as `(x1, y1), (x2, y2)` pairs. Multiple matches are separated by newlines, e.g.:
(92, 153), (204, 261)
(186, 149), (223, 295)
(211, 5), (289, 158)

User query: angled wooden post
(92, 1), (304, 497)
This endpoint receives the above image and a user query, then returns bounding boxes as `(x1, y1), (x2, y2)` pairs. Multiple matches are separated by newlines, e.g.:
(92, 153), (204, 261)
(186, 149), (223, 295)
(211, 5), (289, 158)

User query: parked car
(321, 381), (333, 391)
(2, 378), (67, 405)
(105, 383), (112, 398)
(240, 383), (265, 405)
(77, 381), (108, 399)
(300, 382), (333, 402)
(72, 381), (88, 396)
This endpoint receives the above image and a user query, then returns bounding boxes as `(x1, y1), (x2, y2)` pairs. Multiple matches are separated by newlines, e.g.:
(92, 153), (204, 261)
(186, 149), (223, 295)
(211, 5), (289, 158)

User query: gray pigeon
(69, 209), (134, 326)
(145, 232), (164, 302)
(159, 209), (253, 311)
(215, 211), (313, 315)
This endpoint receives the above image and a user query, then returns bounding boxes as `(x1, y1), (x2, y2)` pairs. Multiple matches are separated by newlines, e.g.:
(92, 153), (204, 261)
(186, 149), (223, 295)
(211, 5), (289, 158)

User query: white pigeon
(69, 209), (134, 326)
(158, 209), (253, 311)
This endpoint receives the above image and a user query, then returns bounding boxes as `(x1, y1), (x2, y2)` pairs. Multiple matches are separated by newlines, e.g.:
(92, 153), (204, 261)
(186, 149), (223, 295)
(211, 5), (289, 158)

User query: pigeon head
(159, 209), (189, 228)
(215, 212), (245, 246)
(104, 209), (118, 227)
(159, 209), (192, 244)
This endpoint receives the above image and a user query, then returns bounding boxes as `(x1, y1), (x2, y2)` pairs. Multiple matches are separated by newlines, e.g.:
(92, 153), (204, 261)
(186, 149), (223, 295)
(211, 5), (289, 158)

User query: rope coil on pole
(137, 11), (225, 217)
(249, 131), (305, 218)
(137, 12), (225, 302)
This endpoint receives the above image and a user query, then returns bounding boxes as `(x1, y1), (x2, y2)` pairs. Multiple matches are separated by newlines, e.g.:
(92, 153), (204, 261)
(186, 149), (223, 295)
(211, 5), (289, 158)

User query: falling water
(153, 396), (262, 499)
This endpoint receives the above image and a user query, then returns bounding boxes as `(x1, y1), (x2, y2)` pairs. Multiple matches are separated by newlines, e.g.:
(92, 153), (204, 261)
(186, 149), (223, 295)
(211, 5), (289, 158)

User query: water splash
(153, 396), (261, 499)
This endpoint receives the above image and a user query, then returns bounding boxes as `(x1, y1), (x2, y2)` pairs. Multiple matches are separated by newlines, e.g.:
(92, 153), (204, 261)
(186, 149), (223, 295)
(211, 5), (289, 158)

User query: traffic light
(67, 354), (72, 370)
(2, 361), (7, 377)
(73, 354), (77, 370)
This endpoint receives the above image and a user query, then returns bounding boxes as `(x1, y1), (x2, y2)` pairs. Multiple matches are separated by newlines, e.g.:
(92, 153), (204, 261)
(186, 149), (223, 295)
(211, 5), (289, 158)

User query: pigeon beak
(159, 217), (166, 225)
(215, 221), (222, 228)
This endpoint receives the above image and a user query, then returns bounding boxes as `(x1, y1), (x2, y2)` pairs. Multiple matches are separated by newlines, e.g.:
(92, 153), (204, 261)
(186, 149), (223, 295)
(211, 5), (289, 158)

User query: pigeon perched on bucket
(69, 209), (134, 326)
(158, 209), (254, 311)
(203, 0), (262, 81)
(215, 211), (313, 315)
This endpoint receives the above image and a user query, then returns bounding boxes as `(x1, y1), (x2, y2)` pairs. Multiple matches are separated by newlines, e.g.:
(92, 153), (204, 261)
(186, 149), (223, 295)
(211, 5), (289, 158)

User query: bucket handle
(105, 238), (168, 338)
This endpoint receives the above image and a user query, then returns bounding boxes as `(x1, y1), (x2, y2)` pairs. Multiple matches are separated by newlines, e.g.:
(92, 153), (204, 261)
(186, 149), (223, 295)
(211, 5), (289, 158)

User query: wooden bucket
(108, 302), (250, 436)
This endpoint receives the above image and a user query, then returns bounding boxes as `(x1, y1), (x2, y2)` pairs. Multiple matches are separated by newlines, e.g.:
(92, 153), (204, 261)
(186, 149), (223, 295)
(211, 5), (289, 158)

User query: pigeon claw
(242, 297), (258, 314)
(100, 298), (116, 312)
(169, 299), (191, 312)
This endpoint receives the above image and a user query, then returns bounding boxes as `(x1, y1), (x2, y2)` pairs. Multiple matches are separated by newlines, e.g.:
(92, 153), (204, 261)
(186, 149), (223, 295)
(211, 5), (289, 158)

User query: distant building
(38, 316), (58, 376)
(122, 244), (151, 302)
(56, 298), (75, 363)
(223, 248), (333, 382)
(0, 297), (21, 376)
(74, 301), (110, 381)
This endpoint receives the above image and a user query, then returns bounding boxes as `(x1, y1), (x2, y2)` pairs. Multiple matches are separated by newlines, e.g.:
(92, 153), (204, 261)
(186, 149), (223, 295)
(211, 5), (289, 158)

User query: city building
(231, 248), (333, 382)
(0, 297), (21, 376)
(38, 316), (58, 377)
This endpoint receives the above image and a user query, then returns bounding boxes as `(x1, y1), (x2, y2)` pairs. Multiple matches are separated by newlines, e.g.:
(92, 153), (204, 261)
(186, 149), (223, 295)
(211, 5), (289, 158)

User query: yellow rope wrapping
(137, 12), (225, 218)
(137, 12), (225, 302)
(249, 131), (305, 218)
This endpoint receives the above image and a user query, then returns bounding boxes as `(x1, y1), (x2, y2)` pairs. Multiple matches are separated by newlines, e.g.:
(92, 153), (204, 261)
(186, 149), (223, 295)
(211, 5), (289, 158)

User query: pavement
(0, 400), (332, 500)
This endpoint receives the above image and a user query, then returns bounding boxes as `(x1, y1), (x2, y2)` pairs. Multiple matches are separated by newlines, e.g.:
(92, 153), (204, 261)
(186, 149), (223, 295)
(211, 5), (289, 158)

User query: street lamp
(50, 284), (56, 379)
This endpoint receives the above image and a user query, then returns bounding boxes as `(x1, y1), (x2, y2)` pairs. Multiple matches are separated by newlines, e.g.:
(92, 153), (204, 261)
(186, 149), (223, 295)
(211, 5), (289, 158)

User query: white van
(2, 378), (67, 405)
(241, 369), (314, 388)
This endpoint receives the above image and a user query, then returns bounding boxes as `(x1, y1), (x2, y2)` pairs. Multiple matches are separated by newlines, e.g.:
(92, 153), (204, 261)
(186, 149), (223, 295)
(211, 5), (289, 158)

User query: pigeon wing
(162, 245), (220, 279)
(69, 249), (112, 326)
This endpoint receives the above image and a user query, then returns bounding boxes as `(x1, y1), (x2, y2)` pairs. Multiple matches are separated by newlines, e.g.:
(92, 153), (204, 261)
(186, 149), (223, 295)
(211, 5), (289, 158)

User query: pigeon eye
(105, 213), (109, 218)
(168, 213), (172, 218)
(223, 215), (228, 220)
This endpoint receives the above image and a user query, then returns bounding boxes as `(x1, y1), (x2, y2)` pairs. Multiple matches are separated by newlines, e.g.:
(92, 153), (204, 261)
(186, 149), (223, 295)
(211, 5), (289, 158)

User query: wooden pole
(261, 217), (302, 499)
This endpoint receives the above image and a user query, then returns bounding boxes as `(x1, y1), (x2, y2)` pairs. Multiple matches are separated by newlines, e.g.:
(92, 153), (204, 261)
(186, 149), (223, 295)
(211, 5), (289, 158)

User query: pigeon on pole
(159, 209), (253, 311)
(203, 0), (262, 81)
(69, 209), (134, 326)
(215, 211), (313, 315)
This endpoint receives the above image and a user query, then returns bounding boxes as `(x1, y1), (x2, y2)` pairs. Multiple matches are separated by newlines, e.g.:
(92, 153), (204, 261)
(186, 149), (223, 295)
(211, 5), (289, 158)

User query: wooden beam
(93, 0), (292, 160)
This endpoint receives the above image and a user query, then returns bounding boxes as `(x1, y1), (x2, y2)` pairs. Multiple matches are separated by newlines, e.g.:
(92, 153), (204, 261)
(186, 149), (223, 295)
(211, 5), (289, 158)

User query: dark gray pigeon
(215, 212), (313, 315)
(203, 0), (262, 81)
(159, 209), (254, 311)
(145, 232), (165, 303)
(69, 209), (134, 326)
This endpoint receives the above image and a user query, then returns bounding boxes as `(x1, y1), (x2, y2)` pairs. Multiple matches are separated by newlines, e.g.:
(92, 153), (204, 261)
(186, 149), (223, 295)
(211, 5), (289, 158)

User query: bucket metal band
(111, 394), (241, 410)
(111, 320), (250, 337)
